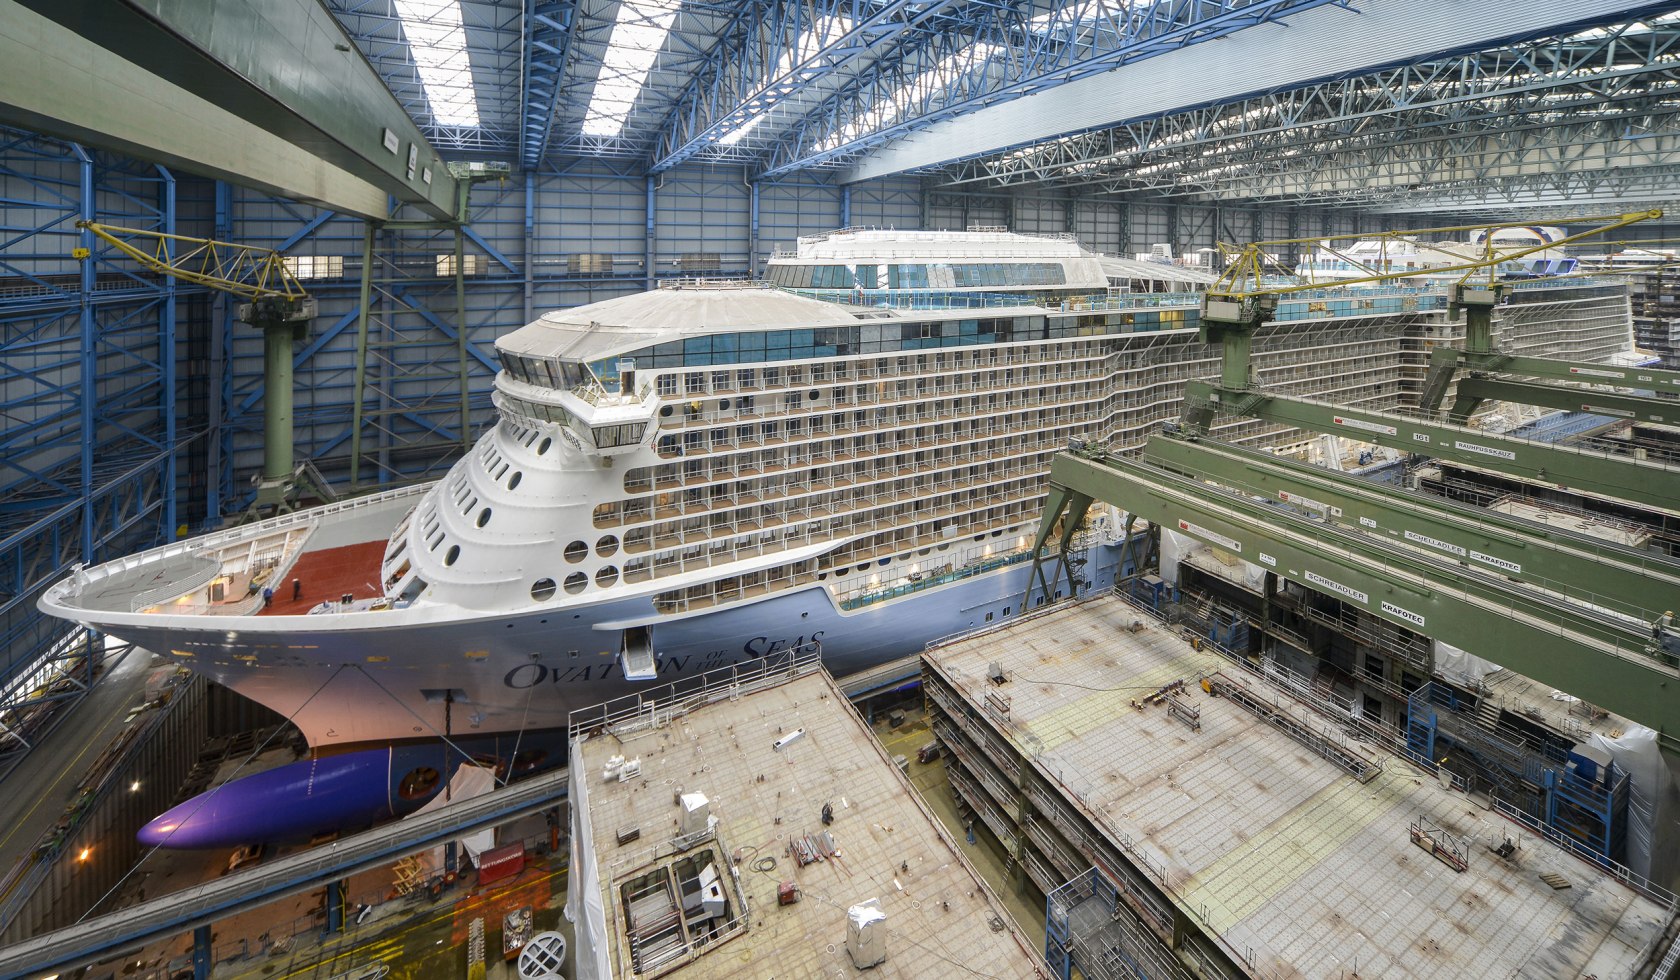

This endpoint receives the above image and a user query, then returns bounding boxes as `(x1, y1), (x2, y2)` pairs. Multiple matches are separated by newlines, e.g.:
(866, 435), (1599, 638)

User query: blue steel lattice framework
(0, 130), (196, 769)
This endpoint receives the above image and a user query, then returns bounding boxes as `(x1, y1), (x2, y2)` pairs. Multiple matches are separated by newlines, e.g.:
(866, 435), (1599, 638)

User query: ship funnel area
(621, 625), (658, 681)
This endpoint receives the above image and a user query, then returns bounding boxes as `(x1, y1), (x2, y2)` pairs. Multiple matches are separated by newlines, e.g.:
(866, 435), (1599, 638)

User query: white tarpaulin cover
(405, 762), (499, 871)
(566, 738), (611, 980)
(1586, 725), (1678, 882)
(1431, 640), (1503, 689)
(1163, 528), (1266, 591)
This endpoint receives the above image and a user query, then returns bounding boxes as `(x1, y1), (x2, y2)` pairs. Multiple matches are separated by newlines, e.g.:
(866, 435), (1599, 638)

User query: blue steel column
(75, 144), (95, 560)
(157, 165), (177, 537)
(325, 879), (346, 935)
(192, 923), (211, 980)
(840, 185), (851, 228)
(207, 181), (232, 523)
(523, 174), (535, 324)
(645, 176), (657, 290)
(748, 178), (760, 275)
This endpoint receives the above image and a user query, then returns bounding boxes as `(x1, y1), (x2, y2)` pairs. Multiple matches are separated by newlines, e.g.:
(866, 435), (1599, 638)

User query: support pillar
(261, 323), (295, 482)
(645, 176), (657, 290)
(325, 878), (347, 935)
(350, 222), (377, 490)
(748, 176), (760, 275)
(453, 224), (470, 454)
(192, 923), (212, 980)
(840, 184), (851, 228)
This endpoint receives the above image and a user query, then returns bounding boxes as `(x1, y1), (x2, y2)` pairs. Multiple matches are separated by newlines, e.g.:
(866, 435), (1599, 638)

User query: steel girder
(1181, 380), (1680, 514)
(758, 0), (1350, 179)
(937, 15), (1680, 210)
(1035, 449), (1680, 747)
(649, 0), (963, 173)
(520, 1), (581, 170)
(327, 0), (525, 154)
(1141, 433), (1680, 623)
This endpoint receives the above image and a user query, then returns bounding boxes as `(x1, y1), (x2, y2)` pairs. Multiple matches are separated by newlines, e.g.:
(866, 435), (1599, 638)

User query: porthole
(564, 540), (588, 563)
(719, 398), (731, 410)
(396, 766), (441, 800)
(563, 572), (587, 595)
(537, 437), (552, 455)
(507, 471), (522, 490)
(445, 545), (460, 566)
(596, 565), (619, 587)
(836, 567), (849, 576)
(531, 578), (557, 601)
(660, 405), (673, 417)
(596, 534), (620, 558)
(808, 390), (820, 400)
(477, 508), (492, 528)
(878, 557), (891, 567)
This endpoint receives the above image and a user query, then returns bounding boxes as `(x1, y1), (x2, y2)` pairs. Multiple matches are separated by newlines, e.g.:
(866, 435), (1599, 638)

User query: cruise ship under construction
(34, 228), (1660, 852)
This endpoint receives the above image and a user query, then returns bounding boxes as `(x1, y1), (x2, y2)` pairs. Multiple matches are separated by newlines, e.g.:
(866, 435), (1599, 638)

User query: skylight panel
(393, 0), (481, 128)
(720, 14), (854, 146)
(583, 0), (683, 138)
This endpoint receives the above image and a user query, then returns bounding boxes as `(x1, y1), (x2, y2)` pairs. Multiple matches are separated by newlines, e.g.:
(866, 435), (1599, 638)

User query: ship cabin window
(537, 436), (552, 455)
(564, 540), (588, 563)
(563, 572), (588, 594)
(593, 422), (646, 450)
(596, 566), (619, 587)
(444, 545), (460, 566)
(597, 534), (619, 557)
(658, 374), (678, 396)
(477, 508), (492, 528)
(507, 471), (522, 490)
(685, 373), (705, 395)
(531, 578), (557, 601)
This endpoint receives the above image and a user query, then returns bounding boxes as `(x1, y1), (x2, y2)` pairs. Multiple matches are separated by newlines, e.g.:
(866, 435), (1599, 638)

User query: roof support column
(645, 176), (657, 291)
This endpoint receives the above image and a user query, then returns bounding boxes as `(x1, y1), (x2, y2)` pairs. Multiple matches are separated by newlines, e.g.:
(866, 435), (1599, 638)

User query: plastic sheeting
(1586, 725), (1679, 883)
(565, 738), (611, 980)
(404, 762), (499, 871)
(1431, 640), (1502, 690)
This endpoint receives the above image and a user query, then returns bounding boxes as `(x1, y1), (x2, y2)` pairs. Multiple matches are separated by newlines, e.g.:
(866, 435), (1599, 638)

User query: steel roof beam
(936, 20), (1680, 209)
(839, 0), (1680, 183)
(1038, 449), (1680, 747)
(761, 0), (1349, 179)
(650, 0), (970, 173)
(520, 1), (582, 170)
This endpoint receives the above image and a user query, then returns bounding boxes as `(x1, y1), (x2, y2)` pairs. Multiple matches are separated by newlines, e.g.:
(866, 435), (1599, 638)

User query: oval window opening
(596, 565), (619, 587)
(477, 508), (492, 528)
(508, 471), (522, 490)
(444, 545), (460, 566)
(564, 540), (588, 563)
(397, 766), (441, 800)
(563, 572), (588, 595)
(537, 437), (552, 455)
(531, 578), (557, 601)
(596, 534), (620, 558)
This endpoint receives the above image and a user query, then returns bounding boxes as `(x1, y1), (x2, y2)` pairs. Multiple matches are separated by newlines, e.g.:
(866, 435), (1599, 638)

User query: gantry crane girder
(1179, 381), (1680, 515)
(1142, 433), (1680, 623)
(1421, 342), (1680, 424)
(1030, 449), (1680, 749)
(1450, 377), (1678, 427)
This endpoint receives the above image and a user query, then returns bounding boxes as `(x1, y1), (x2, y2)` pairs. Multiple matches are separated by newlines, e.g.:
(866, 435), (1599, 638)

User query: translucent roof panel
(392, 0), (481, 128)
(582, 0), (683, 138)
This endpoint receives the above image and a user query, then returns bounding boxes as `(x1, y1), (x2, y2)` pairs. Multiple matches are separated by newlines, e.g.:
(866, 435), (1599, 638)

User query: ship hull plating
(85, 540), (1123, 749)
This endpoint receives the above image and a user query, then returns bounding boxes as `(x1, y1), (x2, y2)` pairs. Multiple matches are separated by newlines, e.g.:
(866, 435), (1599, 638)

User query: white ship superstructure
(1297, 225), (1575, 282)
(40, 230), (1637, 751)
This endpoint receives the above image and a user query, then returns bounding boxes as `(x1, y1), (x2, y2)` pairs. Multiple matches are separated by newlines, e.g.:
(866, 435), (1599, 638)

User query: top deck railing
(567, 642), (822, 740)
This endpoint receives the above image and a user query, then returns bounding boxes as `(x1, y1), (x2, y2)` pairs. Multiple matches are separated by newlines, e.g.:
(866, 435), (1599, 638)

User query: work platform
(923, 593), (1676, 979)
(568, 651), (1044, 978)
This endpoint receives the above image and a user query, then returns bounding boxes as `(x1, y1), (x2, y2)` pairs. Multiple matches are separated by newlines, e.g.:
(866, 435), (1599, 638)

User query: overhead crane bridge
(1027, 210), (1680, 747)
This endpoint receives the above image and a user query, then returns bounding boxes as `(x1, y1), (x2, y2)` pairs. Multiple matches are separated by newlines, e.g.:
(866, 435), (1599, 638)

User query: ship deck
(923, 593), (1672, 978)
(573, 665), (1045, 978)
(257, 540), (387, 616)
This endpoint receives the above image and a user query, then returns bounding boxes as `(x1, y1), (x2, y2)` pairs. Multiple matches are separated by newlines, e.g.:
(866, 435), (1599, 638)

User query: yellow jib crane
(76, 221), (325, 516)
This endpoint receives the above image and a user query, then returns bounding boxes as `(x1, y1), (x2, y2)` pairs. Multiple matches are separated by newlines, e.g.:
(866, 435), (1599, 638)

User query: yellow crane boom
(74, 221), (308, 303)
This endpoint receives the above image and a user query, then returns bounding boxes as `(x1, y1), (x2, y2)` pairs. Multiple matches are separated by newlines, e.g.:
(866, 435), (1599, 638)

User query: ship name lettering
(744, 631), (824, 657)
